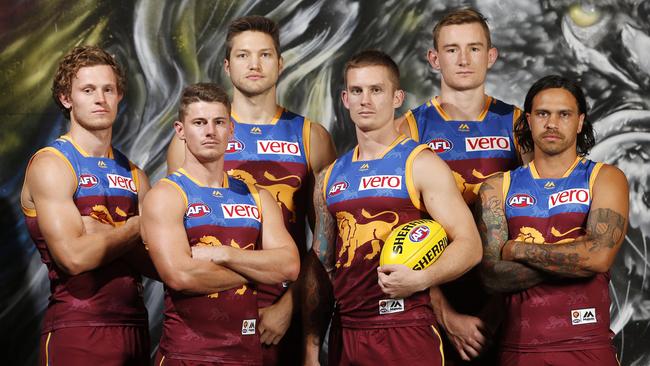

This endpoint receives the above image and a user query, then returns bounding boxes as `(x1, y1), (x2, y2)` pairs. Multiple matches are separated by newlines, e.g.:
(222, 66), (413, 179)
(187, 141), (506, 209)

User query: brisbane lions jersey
(159, 169), (263, 364)
(502, 158), (614, 352)
(22, 135), (147, 332)
(224, 107), (311, 308)
(405, 96), (521, 205)
(324, 136), (435, 328)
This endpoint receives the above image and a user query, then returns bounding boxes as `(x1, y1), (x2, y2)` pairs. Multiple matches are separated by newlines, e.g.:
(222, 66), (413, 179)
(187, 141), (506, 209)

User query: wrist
(501, 240), (515, 261)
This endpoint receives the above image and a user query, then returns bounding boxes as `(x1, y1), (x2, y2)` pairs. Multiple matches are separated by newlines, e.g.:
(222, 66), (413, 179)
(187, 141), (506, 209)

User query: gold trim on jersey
(431, 325), (445, 366)
(529, 157), (582, 179)
(45, 331), (52, 366)
(405, 144), (430, 211)
(432, 95), (493, 122)
(231, 105), (284, 125)
(161, 178), (188, 209)
(351, 135), (407, 162)
(247, 183), (264, 223)
(502, 171), (512, 213)
(303, 118), (312, 173)
(60, 135), (114, 158)
(158, 355), (166, 366)
(512, 107), (523, 162)
(404, 110), (420, 142)
(177, 168), (229, 188)
(322, 162), (335, 201)
(589, 162), (604, 194)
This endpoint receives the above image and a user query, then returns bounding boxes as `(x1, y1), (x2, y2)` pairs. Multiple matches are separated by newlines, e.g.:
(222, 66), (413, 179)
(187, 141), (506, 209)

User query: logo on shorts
(379, 299), (404, 315)
(242, 319), (256, 335)
(79, 174), (99, 188)
(571, 308), (597, 325)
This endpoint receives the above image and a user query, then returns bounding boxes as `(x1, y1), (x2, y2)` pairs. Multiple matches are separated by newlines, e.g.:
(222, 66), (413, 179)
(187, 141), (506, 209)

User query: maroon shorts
(155, 351), (262, 366)
(498, 347), (619, 366)
(39, 325), (149, 366)
(329, 321), (444, 366)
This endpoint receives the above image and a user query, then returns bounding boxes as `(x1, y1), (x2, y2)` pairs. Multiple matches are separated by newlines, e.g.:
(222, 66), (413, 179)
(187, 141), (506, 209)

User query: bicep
(585, 166), (629, 252)
(308, 123), (337, 175)
(312, 168), (336, 268)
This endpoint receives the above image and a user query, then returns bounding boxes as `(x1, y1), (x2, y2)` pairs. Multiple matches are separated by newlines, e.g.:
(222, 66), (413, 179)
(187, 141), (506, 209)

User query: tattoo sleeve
(476, 178), (547, 293)
(511, 208), (627, 277)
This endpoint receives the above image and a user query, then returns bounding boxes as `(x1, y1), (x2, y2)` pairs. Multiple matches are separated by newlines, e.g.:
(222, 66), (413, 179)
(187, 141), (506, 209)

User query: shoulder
(489, 97), (518, 116)
(309, 121), (332, 139)
(144, 178), (186, 213)
(593, 163), (628, 192)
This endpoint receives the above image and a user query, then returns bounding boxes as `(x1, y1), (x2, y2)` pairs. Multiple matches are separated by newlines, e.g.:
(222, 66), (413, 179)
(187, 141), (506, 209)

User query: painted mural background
(1, 0), (649, 365)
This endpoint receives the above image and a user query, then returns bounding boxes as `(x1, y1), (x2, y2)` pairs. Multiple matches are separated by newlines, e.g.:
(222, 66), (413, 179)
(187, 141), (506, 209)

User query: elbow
(285, 259), (301, 282)
(163, 272), (193, 292)
(586, 255), (612, 275)
(57, 257), (91, 276)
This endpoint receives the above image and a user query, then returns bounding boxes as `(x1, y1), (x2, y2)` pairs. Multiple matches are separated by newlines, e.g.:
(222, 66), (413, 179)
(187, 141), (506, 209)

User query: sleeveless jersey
(502, 158), (613, 352)
(22, 135), (147, 332)
(405, 96), (521, 205)
(324, 136), (435, 328)
(159, 169), (263, 364)
(224, 107), (311, 308)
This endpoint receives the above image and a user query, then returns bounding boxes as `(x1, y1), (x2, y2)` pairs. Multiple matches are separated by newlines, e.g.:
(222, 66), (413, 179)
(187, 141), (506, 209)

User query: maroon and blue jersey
(502, 158), (614, 352)
(22, 135), (147, 332)
(224, 107), (311, 308)
(405, 96), (521, 205)
(158, 169), (263, 364)
(324, 136), (435, 328)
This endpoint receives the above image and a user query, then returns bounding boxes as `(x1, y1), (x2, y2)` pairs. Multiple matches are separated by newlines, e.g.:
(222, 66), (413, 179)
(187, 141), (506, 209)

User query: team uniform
(22, 135), (149, 366)
(405, 96), (521, 365)
(154, 169), (263, 365)
(224, 106), (312, 365)
(323, 136), (443, 366)
(500, 158), (618, 365)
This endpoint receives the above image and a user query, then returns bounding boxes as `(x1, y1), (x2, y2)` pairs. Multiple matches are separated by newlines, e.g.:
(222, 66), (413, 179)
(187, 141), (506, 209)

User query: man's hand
(258, 300), (293, 346)
(441, 309), (490, 361)
(377, 264), (427, 298)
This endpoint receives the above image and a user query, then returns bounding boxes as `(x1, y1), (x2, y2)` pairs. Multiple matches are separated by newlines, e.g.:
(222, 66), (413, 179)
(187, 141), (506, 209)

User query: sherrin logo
(257, 140), (301, 156)
(79, 174), (99, 188)
(107, 174), (137, 193)
(186, 203), (211, 218)
(222, 204), (261, 221)
(328, 181), (349, 196)
(548, 188), (590, 209)
(465, 136), (511, 152)
(427, 138), (453, 153)
(408, 225), (430, 242)
(225, 140), (245, 154)
(508, 193), (536, 208)
(359, 175), (402, 191)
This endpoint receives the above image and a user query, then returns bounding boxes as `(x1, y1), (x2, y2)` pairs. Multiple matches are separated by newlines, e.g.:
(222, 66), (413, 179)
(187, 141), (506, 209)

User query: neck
(68, 122), (112, 157)
(355, 121), (401, 161)
(438, 84), (487, 120)
(181, 153), (226, 188)
(232, 87), (278, 124)
(531, 148), (579, 179)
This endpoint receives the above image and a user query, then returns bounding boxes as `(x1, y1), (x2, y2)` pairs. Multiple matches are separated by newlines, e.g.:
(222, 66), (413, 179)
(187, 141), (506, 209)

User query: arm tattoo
(313, 169), (336, 272)
(512, 208), (627, 277)
(476, 179), (546, 293)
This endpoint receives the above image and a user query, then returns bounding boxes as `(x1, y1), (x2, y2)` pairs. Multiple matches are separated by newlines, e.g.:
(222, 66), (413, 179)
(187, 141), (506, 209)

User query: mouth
(92, 109), (109, 114)
(541, 133), (563, 141)
(246, 74), (264, 80)
(358, 110), (375, 117)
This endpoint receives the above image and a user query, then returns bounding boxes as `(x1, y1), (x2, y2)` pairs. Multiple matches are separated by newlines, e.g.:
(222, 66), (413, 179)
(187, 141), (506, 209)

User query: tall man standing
(304, 50), (481, 366)
(396, 8), (525, 363)
(477, 75), (628, 365)
(21, 46), (151, 365)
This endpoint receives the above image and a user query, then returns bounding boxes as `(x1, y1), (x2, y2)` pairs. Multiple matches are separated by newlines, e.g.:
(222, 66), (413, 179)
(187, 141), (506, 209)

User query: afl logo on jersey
(79, 174), (99, 188)
(409, 225), (430, 242)
(186, 203), (211, 218)
(328, 181), (349, 196)
(508, 194), (536, 208)
(226, 140), (245, 154)
(427, 138), (453, 153)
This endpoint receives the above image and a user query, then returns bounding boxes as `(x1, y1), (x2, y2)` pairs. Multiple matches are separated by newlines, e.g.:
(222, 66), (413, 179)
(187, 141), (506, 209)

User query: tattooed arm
(477, 174), (548, 293)
(302, 167), (336, 366)
(502, 165), (629, 277)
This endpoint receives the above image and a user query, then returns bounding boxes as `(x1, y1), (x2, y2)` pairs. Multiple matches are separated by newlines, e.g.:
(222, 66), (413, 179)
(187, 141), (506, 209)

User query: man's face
(342, 65), (404, 132)
(59, 65), (122, 131)
(526, 88), (585, 156)
(174, 101), (233, 163)
(428, 22), (497, 91)
(224, 31), (282, 97)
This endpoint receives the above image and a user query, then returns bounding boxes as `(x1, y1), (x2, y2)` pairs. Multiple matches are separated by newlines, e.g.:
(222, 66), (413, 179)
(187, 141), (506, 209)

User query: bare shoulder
(26, 150), (76, 196)
(309, 122), (336, 173)
(412, 147), (449, 172)
(142, 179), (185, 215)
(594, 163), (628, 191)
(479, 172), (505, 195)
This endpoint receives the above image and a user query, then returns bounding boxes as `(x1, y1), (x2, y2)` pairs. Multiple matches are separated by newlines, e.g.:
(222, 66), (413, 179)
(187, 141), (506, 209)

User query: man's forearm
(301, 251), (334, 356)
(481, 259), (547, 293)
(218, 246), (299, 285)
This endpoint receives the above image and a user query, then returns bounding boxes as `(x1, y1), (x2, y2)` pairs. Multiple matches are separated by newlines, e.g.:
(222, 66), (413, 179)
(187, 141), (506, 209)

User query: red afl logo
(225, 140), (244, 154)
(186, 203), (211, 218)
(328, 181), (349, 196)
(508, 194), (536, 208)
(79, 174), (99, 188)
(409, 225), (430, 242)
(427, 138), (453, 153)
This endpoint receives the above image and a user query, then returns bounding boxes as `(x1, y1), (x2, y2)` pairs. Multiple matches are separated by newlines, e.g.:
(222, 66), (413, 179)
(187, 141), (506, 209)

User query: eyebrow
(442, 41), (485, 48)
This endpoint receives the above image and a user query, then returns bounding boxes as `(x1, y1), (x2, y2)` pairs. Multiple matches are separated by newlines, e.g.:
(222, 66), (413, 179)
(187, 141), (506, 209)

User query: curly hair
(51, 46), (126, 119)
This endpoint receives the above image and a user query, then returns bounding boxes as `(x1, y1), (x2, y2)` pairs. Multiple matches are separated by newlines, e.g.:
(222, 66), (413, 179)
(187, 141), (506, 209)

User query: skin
(20, 65), (151, 276)
(142, 100), (300, 296)
(303, 65), (482, 365)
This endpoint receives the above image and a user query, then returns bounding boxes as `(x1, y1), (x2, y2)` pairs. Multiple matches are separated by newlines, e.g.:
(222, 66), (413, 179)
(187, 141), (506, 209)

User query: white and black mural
(1, 0), (648, 365)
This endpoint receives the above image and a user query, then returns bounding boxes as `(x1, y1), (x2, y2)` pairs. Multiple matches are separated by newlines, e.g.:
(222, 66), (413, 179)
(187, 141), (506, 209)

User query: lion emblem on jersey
(336, 209), (399, 268)
(196, 236), (254, 298)
(452, 169), (500, 204)
(228, 169), (302, 223)
(516, 226), (583, 244)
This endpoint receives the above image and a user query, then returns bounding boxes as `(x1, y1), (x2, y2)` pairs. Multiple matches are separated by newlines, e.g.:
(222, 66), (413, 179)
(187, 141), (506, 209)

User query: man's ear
(173, 121), (186, 140)
(427, 49), (441, 71)
(59, 93), (72, 109)
(487, 47), (499, 69)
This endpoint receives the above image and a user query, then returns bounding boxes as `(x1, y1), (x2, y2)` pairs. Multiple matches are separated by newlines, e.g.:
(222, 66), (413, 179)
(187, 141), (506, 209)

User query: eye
(371, 87), (382, 94)
(536, 111), (549, 118)
(560, 111), (571, 118)
(236, 53), (247, 59)
(83, 88), (93, 94)
(446, 48), (457, 54)
(261, 52), (271, 58)
(471, 46), (481, 52)
(350, 88), (362, 95)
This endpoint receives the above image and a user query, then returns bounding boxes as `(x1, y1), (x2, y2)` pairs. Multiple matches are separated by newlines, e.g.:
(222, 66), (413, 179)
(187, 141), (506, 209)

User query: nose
(545, 113), (559, 129)
(458, 48), (469, 66)
(361, 90), (372, 106)
(205, 122), (217, 136)
(248, 54), (260, 70)
(95, 90), (107, 104)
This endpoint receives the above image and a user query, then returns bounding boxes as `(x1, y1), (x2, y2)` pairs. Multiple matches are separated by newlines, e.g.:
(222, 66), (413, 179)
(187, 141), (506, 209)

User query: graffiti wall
(1, 0), (648, 365)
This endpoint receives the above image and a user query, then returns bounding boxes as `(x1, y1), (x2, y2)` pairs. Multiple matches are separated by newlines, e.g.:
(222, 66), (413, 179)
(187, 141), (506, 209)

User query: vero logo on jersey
(257, 140), (301, 156)
(328, 181), (349, 196)
(79, 174), (99, 188)
(465, 136), (511, 152)
(359, 175), (402, 191)
(508, 194), (536, 208)
(427, 138), (453, 153)
(549, 189), (590, 209)
(226, 140), (245, 154)
(107, 174), (137, 193)
(186, 203), (211, 218)
(222, 204), (261, 221)
(409, 225), (430, 242)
